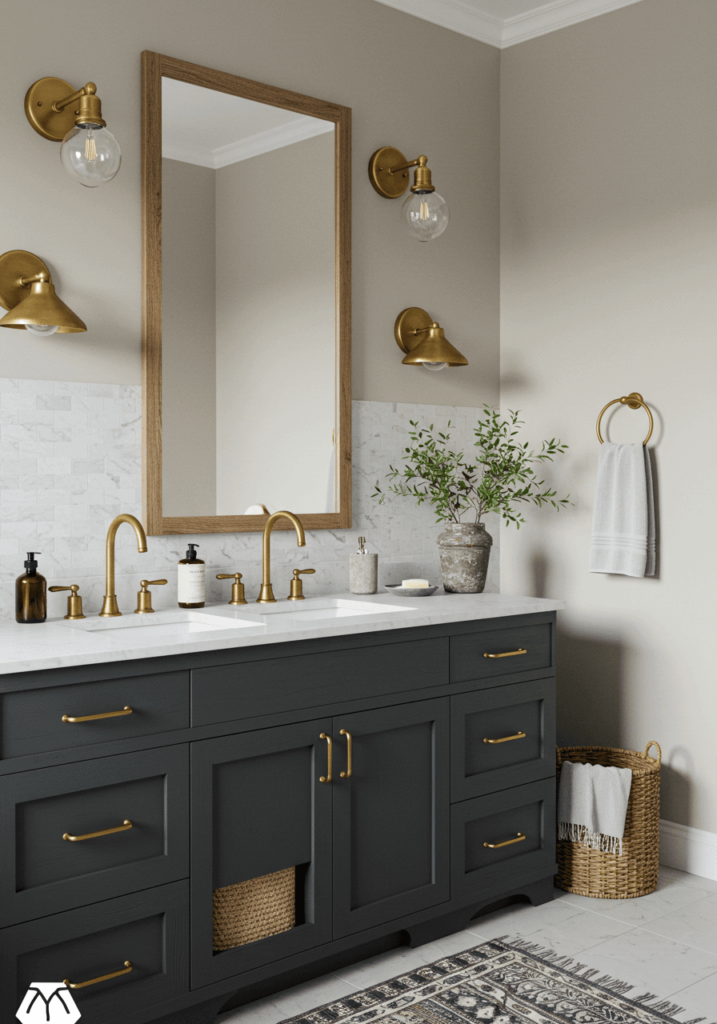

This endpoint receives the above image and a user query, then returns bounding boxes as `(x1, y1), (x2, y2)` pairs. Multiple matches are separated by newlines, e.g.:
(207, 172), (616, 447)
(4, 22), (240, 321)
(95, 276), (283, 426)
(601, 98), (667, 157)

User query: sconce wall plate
(394, 306), (433, 353)
(25, 78), (83, 142)
(395, 307), (468, 367)
(369, 146), (412, 199)
(0, 251), (87, 334)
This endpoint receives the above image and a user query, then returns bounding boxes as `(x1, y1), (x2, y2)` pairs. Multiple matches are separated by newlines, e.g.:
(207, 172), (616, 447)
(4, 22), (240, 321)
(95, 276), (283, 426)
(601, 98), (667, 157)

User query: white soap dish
(384, 583), (439, 597)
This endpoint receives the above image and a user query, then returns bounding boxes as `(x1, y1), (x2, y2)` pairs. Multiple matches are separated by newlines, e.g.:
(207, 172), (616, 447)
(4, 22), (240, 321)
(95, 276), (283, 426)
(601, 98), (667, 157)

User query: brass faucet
(257, 511), (306, 604)
(100, 514), (148, 616)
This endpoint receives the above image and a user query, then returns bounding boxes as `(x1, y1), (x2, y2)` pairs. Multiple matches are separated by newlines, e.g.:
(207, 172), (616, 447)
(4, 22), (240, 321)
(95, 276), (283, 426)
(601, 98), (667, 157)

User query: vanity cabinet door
(331, 698), (450, 938)
(190, 720), (333, 989)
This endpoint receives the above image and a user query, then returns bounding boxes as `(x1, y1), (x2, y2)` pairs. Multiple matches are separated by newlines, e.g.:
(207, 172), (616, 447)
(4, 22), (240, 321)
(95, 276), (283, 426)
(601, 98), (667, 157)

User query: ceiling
(372, 0), (644, 48)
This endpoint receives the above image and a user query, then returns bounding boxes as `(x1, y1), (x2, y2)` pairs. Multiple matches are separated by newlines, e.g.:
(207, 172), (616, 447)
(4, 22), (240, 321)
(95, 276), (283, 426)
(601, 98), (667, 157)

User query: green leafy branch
(372, 406), (571, 528)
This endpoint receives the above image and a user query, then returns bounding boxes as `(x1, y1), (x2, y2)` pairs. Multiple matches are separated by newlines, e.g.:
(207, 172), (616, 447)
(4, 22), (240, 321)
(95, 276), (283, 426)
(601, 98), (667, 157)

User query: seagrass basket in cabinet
(555, 741), (661, 899)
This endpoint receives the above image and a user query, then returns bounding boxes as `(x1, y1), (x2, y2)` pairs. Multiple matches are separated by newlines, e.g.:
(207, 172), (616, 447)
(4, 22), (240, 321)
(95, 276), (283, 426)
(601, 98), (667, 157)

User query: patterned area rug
(283, 939), (714, 1024)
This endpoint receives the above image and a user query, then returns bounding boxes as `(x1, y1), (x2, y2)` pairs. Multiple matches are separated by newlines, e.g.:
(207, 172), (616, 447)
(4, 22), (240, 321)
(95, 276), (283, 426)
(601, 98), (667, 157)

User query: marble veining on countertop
(0, 592), (563, 676)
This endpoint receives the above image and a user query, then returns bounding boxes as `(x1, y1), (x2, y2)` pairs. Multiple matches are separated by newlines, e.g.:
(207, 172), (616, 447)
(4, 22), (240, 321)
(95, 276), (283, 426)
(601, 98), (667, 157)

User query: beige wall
(0, 0), (499, 414)
(215, 133), (336, 514)
(500, 0), (717, 832)
(162, 158), (217, 516)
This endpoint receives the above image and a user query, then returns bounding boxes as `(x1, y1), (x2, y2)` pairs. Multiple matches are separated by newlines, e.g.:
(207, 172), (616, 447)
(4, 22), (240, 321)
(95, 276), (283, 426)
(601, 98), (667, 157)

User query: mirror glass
(160, 77), (337, 518)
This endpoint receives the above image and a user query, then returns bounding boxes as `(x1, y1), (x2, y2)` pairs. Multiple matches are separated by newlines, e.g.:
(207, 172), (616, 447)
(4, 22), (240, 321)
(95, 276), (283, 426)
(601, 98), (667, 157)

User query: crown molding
(372, 0), (503, 46)
(502, 0), (645, 47)
(372, 0), (644, 48)
(163, 116), (334, 170)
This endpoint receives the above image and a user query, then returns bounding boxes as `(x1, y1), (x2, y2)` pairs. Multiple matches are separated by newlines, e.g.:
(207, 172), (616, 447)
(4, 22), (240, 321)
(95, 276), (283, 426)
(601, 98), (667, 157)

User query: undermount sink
(61, 609), (263, 639)
(251, 598), (410, 619)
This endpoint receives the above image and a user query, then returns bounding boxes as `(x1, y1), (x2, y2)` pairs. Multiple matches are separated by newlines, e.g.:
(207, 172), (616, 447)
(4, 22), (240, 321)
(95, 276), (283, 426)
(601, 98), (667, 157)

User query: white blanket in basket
(558, 761), (632, 855)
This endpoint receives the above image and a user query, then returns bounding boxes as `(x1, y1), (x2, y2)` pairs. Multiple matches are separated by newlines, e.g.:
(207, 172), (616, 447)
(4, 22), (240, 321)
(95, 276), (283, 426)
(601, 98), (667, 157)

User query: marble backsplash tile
(0, 378), (498, 619)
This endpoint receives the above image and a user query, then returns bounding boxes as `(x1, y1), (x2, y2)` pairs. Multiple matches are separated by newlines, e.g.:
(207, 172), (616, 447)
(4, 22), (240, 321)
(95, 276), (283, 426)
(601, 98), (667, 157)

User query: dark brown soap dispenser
(178, 542), (205, 608)
(16, 552), (47, 623)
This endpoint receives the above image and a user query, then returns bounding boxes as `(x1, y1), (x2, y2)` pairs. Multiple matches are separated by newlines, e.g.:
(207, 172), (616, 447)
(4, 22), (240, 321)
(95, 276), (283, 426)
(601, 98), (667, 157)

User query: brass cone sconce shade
(25, 77), (121, 187)
(394, 308), (468, 370)
(369, 147), (449, 241)
(0, 251), (86, 334)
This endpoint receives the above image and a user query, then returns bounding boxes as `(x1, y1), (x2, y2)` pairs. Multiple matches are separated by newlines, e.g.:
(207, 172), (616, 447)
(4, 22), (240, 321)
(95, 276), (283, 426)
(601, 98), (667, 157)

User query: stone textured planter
(437, 522), (493, 594)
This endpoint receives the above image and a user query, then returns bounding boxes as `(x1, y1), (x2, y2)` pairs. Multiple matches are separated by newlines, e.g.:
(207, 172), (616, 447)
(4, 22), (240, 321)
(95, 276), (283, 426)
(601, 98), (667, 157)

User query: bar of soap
(402, 579), (430, 588)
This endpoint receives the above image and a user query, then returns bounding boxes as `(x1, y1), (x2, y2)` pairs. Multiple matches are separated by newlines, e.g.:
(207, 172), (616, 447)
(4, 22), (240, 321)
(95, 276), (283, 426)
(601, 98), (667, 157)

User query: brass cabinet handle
(64, 961), (133, 989)
(484, 649), (527, 659)
(483, 731), (527, 745)
(484, 832), (526, 849)
(319, 732), (332, 783)
(339, 729), (352, 778)
(62, 706), (133, 723)
(63, 820), (133, 842)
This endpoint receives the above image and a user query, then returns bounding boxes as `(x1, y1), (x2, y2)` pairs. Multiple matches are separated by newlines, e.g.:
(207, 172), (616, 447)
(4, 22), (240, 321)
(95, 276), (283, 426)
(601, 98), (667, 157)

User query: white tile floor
(218, 867), (717, 1024)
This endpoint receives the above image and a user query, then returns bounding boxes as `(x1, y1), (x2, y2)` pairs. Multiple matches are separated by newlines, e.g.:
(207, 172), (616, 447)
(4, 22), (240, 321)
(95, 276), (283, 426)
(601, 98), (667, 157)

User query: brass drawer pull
(64, 961), (133, 989)
(483, 731), (527, 745)
(484, 832), (526, 849)
(484, 649), (527, 659)
(63, 820), (133, 842)
(62, 706), (133, 723)
(339, 729), (352, 778)
(319, 732), (332, 783)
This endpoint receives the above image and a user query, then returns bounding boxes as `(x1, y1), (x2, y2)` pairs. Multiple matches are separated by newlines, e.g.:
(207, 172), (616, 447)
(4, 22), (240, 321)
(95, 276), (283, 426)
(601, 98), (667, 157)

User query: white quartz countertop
(0, 592), (564, 676)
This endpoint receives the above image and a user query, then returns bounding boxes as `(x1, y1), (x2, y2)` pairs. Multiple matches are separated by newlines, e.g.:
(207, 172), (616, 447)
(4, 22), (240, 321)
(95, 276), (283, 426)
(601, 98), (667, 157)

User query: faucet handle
(49, 584), (85, 620)
(216, 572), (247, 605)
(288, 568), (316, 601)
(135, 579), (167, 615)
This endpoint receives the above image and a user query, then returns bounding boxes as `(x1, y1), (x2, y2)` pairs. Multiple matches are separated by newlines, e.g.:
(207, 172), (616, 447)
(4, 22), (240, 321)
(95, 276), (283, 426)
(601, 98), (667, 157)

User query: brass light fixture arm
(20, 271), (50, 286)
(388, 154), (426, 175)
(100, 514), (148, 617)
(53, 82), (96, 114)
(257, 511), (306, 604)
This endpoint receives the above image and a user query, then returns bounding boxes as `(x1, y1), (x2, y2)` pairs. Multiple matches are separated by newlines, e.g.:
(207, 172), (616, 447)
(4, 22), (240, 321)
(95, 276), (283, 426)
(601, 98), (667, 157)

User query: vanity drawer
(451, 779), (556, 898)
(450, 623), (552, 685)
(0, 747), (188, 927)
(191, 638), (448, 726)
(451, 679), (556, 801)
(0, 671), (189, 760)
(0, 880), (189, 1024)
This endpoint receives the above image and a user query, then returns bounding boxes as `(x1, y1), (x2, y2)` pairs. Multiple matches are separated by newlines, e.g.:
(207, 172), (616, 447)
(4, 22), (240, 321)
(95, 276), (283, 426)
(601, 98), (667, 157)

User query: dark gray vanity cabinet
(0, 610), (558, 1024)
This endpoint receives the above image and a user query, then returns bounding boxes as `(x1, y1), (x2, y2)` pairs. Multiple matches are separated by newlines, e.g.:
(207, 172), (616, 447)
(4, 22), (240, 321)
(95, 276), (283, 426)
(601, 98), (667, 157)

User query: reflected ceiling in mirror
(142, 53), (351, 535)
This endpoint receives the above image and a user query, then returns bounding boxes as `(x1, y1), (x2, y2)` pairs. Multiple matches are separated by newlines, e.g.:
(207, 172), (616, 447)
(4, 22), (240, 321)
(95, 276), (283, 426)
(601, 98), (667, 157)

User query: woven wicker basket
(213, 866), (296, 951)
(555, 741), (661, 899)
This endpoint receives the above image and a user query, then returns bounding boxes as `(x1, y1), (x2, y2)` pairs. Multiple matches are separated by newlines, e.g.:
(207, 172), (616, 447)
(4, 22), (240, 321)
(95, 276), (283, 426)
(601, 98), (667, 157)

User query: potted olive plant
(373, 406), (571, 593)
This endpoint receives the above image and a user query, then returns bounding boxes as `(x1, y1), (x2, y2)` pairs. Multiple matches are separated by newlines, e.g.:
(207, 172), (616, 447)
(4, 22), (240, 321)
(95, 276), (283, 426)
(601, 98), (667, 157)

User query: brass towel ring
(596, 392), (653, 446)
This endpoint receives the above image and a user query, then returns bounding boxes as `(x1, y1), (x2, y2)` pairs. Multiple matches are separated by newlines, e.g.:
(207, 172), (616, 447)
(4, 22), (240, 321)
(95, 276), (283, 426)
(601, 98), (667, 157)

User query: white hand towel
(589, 442), (655, 577)
(558, 761), (632, 855)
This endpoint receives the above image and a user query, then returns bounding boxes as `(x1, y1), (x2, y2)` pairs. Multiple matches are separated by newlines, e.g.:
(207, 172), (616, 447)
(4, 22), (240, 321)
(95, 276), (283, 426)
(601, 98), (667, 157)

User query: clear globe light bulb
(25, 323), (59, 336)
(421, 361), (447, 372)
(60, 123), (121, 188)
(401, 190), (449, 242)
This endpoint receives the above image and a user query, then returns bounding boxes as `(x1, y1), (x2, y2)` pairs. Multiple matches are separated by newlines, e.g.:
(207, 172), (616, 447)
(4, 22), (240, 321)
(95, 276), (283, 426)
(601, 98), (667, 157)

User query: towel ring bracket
(596, 392), (653, 446)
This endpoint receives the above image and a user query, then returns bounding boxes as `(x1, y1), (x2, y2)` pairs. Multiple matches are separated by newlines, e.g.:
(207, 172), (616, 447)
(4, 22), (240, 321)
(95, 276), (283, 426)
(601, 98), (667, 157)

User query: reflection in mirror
(161, 78), (337, 518)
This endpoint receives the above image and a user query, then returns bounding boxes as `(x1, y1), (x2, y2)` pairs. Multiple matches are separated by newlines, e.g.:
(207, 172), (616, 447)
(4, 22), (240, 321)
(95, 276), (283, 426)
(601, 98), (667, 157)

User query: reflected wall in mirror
(142, 52), (351, 534)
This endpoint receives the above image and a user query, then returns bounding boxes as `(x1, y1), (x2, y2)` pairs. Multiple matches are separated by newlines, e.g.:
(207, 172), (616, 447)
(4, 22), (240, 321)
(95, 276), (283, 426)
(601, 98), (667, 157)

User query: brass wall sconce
(0, 251), (86, 334)
(394, 308), (467, 371)
(25, 77), (121, 187)
(369, 147), (449, 241)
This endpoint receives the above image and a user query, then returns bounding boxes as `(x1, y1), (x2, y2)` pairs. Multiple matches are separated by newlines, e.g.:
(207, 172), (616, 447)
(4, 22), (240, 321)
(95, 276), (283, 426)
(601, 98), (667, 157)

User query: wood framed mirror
(141, 52), (351, 535)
